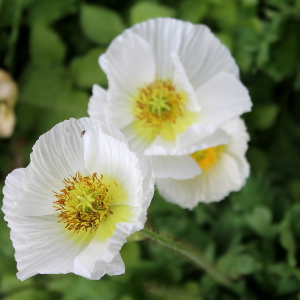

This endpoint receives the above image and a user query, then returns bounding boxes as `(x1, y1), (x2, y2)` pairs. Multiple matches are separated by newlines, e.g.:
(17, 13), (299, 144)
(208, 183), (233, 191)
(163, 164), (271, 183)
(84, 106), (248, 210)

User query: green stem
(140, 228), (240, 295)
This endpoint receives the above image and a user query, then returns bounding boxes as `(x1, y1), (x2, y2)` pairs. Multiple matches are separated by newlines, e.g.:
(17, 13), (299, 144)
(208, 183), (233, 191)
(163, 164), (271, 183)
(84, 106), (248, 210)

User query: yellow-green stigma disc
(132, 79), (196, 142)
(54, 173), (114, 234)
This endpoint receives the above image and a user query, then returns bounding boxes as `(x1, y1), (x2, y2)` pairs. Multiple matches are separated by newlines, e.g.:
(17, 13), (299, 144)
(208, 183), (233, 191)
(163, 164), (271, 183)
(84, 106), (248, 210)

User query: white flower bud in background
(0, 69), (18, 138)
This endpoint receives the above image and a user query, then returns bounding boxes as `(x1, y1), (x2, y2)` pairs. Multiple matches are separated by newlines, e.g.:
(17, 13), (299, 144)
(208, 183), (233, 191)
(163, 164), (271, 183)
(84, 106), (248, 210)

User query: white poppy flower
(2, 118), (154, 280)
(88, 18), (252, 168)
(156, 118), (250, 209)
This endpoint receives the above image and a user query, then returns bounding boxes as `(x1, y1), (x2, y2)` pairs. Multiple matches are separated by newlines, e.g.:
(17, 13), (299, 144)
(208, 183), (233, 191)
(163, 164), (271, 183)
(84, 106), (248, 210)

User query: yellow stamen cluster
(54, 172), (115, 234)
(191, 145), (225, 172)
(133, 79), (187, 130)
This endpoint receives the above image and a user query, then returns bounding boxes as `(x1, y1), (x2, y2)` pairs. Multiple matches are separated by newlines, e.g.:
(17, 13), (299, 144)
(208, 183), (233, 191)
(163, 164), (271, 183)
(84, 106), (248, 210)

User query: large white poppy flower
(88, 18), (252, 167)
(156, 118), (250, 209)
(2, 118), (154, 280)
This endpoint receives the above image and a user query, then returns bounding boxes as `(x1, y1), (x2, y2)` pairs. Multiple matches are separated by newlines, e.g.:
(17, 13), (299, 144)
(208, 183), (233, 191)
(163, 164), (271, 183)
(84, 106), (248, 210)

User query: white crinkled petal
(156, 153), (246, 208)
(88, 84), (108, 121)
(144, 127), (229, 156)
(176, 22), (239, 89)
(197, 153), (248, 202)
(93, 118), (129, 146)
(172, 53), (201, 112)
(120, 122), (152, 153)
(176, 126), (229, 153)
(78, 253), (125, 280)
(196, 72), (252, 128)
(83, 126), (143, 207)
(156, 177), (199, 209)
(132, 150), (155, 226)
(139, 161), (155, 225)
(74, 212), (143, 271)
(12, 118), (101, 217)
(2, 168), (24, 214)
(12, 215), (93, 281)
(156, 117), (250, 208)
(101, 32), (155, 129)
(152, 155), (201, 180)
(3, 171), (93, 281)
(222, 118), (249, 157)
(120, 18), (239, 85)
(222, 118), (250, 180)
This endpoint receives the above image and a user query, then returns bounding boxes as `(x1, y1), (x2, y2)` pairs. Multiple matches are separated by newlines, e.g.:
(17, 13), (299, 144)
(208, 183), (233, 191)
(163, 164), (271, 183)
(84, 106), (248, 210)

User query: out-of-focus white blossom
(0, 69), (17, 138)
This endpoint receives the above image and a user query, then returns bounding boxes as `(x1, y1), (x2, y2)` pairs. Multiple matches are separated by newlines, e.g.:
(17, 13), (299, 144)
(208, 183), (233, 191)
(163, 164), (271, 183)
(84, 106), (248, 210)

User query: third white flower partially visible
(156, 118), (250, 209)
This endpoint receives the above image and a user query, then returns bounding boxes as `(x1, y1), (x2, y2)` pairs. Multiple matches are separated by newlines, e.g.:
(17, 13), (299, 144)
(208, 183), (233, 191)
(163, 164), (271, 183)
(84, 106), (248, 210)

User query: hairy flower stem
(140, 228), (242, 296)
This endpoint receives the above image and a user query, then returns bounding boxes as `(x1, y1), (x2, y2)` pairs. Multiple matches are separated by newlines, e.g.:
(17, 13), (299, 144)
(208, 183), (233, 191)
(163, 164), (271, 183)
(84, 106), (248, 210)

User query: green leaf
(277, 276), (300, 296)
(178, 0), (208, 23)
(64, 278), (118, 300)
(4, 289), (49, 300)
(80, 4), (124, 45)
(30, 24), (66, 67)
(263, 20), (300, 81)
(27, 0), (77, 25)
(279, 212), (297, 267)
(19, 65), (88, 134)
(0, 0), (32, 27)
(230, 175), (274, 212)
(129, 2), (176, 26)
(294, 62), (300, 91)
(245, 206), (276, 238)
(218, 247), (259, 280)
(290, 204), (300, 240)
(0, 274), (33, 293)
(250, 104), (279, 130)
(20, 65), (72, 109)
(215, 32), (233, 52)
(289, 181), (300, 202)
(119, 296), (135, 300)
(70, 47), (107, 89)
(246, 147), (269, 174)
(241, 0), (258, 6)
(211, 1), (237, 30)
(48, 274), (120, 300)
(16, 103), (40, 133)
(35, 90), (89, 135)
(120, 242), (141, 268)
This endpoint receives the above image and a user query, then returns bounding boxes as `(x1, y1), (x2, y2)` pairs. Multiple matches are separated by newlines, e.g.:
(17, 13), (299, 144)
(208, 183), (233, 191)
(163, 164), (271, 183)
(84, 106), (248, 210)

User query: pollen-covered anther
(133, 79), (186, 129)
(54, 172), (114, 234)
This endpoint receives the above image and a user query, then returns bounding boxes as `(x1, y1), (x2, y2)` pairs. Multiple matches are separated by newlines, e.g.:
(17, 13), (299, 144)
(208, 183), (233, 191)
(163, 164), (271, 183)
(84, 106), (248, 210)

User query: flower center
(191, 145), (225, 171)
(133, 79), (186, 129)
(54, 172), (115, 234)
(148, 95), (171, 115)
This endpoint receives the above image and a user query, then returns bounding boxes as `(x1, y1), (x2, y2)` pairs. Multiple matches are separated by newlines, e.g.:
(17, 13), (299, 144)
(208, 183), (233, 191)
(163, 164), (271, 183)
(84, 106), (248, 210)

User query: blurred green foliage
(1, 0), (300, 299)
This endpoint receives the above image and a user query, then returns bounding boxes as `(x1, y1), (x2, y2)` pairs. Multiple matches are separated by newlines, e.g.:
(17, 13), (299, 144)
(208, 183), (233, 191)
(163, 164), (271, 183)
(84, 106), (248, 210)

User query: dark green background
(0, 0), (300, 299)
